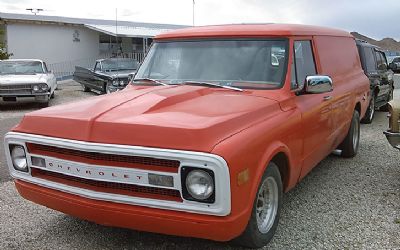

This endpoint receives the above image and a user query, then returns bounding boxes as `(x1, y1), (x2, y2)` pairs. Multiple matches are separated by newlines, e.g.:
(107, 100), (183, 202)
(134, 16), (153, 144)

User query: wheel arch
(270, 152), (289, 192)
(251, 142), (295, 198)
(355, 101), (361, 114)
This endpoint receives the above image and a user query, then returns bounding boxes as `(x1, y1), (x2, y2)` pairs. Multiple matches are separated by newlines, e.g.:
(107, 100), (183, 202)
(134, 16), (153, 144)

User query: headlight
(185, 169), (214, 201)
(10, 145), (28, 172)
(40, 83), (49, 91)
(32, 83), (49, 92)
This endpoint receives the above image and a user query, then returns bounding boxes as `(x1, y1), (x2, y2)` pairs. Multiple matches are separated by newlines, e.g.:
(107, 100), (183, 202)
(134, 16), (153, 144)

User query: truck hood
(0, 74), (46, 84)
(13, 85), (280, 152)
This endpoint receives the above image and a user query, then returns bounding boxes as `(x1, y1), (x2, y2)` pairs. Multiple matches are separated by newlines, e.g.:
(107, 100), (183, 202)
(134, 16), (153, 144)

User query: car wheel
(361, 94), (375, 124)
(339, 110), (360, 158)
(235, 162), (282, 248)
(82, 84), (90, 92)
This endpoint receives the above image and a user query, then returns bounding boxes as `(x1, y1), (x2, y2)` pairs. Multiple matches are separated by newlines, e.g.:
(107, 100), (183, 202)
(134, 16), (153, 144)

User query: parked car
(4, 24), (370, 248)
(355, 40), (394, 123)
(0, 59), (57, 106)
(389, 57), (400, 73)
(73, 58), (138, 94)
(384, 100), (400, 150)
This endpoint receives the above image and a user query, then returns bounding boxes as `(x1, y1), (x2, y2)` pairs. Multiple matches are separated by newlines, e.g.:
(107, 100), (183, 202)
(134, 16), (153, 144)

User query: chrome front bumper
(0, 92), (50, 103)
(4, 132), (231, 216)
(384, 131), (400, 150)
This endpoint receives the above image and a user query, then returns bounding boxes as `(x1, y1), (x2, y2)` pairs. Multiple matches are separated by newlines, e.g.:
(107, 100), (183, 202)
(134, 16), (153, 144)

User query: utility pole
(26, 8), (43, 15)
(115, 8), (120, 56)
(192, 0), (195, 26)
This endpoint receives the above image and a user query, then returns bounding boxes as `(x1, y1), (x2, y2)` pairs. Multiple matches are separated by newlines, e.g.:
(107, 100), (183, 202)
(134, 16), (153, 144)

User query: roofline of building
(0, 12), (188, 29)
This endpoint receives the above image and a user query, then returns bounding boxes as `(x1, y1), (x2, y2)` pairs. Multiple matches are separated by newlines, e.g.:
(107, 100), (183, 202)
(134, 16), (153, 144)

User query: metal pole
(192, 0), (195, 26)
(115, 8), (118, 55)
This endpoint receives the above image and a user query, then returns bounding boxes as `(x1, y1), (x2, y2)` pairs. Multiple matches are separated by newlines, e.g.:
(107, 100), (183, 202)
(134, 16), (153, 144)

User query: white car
(0, 59), (57, 106)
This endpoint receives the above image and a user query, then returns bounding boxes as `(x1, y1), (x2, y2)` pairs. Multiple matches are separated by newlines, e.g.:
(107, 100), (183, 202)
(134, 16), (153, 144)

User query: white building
(0, 12), (187, 79)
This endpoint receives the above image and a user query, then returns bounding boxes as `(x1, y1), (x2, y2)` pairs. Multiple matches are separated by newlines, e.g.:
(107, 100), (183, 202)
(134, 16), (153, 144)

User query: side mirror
(305, 75), (333, 94)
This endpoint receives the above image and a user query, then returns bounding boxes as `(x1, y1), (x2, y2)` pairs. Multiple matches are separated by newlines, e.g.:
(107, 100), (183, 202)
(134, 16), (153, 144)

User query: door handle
(323, 96), (332, 101)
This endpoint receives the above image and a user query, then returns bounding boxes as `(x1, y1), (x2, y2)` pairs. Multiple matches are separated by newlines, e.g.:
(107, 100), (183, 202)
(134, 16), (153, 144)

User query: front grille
(31, 168), (183, 202)
(27, 143), (180, 173)
(0, 84), (32, 95)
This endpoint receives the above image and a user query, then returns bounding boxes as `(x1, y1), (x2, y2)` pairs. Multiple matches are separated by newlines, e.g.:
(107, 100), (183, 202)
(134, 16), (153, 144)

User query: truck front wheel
(235, 162), (282, 248)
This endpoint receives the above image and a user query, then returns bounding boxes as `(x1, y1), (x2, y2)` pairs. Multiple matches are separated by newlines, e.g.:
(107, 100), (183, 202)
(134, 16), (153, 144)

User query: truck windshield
(135, 39), (288, 89)
(102, 59), (139, 71)
(0, 61), (44, 75)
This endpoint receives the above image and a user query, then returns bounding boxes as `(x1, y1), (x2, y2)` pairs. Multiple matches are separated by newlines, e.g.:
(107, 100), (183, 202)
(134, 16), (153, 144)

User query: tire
(82, 84), (90, 92)
(361, 94), (375, 124)
(339, 110), (360, 158)
(235, 162), (283, 248)
(50, 91), (55, 99)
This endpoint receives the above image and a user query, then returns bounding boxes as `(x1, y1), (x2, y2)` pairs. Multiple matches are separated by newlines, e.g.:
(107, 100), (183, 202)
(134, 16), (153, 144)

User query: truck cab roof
(155, 23), (353, 40)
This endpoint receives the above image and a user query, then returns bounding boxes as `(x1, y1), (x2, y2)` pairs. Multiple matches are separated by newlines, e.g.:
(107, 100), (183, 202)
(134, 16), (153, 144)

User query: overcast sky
(1, 0), (399, 40)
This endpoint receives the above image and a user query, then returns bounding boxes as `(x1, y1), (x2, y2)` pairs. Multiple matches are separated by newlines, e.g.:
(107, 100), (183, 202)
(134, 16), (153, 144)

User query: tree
(0, 29), (12, 60)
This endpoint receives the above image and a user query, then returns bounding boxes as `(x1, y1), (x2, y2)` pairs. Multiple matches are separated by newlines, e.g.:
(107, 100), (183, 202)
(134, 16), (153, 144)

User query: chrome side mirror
(305, 75), (333, 94)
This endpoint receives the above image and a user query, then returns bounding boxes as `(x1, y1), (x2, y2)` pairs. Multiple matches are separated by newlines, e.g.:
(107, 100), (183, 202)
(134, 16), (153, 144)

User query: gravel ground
(0, 78), (399, 250)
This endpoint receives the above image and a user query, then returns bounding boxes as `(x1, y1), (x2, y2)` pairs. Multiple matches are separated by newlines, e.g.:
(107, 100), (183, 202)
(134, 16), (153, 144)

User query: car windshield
(134, 39), (288, 89)
(101, 59), (139, 71)
(0, 61), (44, 74)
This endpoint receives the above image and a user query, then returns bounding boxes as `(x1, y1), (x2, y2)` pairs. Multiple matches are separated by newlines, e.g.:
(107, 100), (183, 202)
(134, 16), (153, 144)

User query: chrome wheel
(256, 176), (279, 234)
(352, 117), (360, 152)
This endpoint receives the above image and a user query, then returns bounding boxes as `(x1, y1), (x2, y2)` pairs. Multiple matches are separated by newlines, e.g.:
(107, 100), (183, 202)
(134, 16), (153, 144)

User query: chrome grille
(27, 143), (181, 173)
(0, 84), (32, 95)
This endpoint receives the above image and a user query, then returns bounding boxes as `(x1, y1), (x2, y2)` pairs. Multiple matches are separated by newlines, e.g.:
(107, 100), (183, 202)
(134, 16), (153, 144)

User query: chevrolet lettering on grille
(41, 158), (149, 185)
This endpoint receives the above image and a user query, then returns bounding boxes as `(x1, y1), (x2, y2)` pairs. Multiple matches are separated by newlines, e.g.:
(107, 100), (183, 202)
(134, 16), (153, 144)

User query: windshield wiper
(132, 78), (169, 86)
(182, 81), (243, 92)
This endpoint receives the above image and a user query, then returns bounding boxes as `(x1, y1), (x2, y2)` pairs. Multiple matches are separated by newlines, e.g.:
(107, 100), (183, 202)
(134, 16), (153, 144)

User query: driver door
(292, 39), (334, 178)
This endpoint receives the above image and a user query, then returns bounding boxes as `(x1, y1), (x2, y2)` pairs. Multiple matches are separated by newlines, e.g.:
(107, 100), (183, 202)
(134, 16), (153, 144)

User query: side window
(364, 48), (377, 73)
(375, 51), (383, 68)
(375, 51), (387, 70)
(292, 40), (316, 89)
(94, 62), (101, 71)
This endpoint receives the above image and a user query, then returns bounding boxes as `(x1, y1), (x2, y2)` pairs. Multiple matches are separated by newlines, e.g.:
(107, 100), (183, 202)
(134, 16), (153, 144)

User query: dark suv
(356, 39), (394, 123)
(389, 57), (400, 73)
